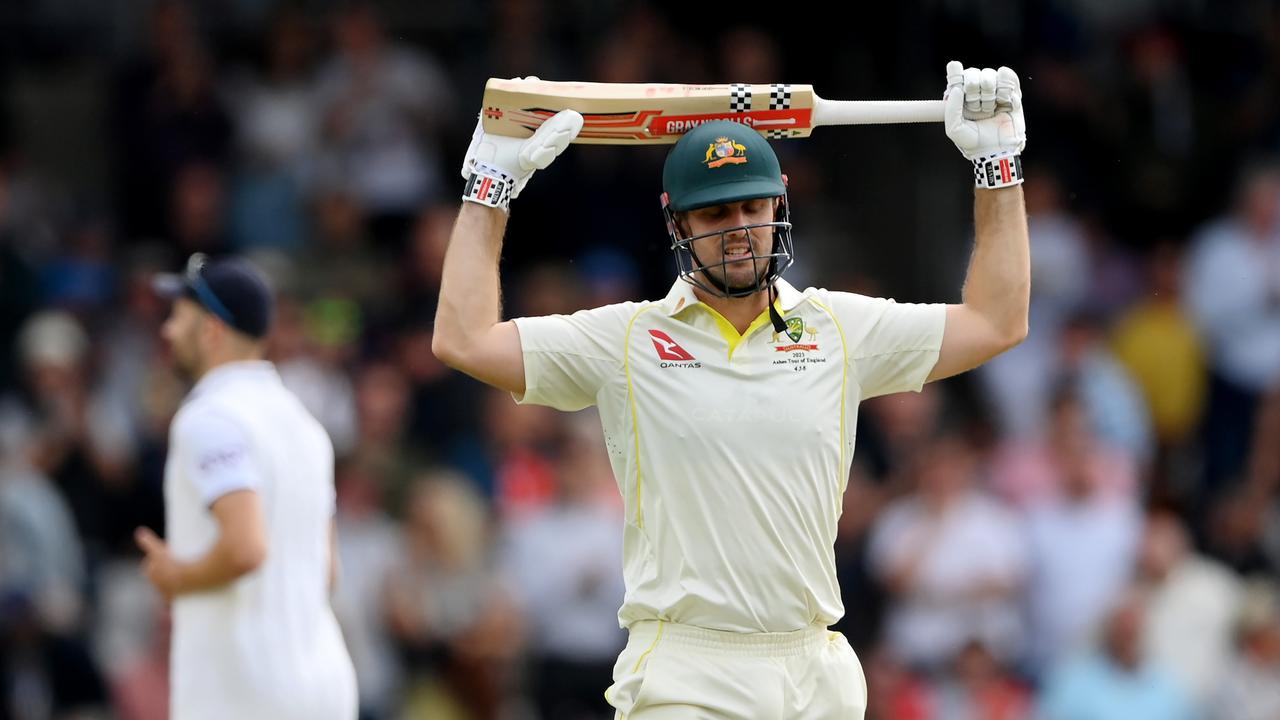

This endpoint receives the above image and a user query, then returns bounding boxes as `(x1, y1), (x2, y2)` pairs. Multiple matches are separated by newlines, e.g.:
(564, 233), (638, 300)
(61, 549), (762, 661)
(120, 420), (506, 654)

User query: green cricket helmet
(660, 120), (794, 299)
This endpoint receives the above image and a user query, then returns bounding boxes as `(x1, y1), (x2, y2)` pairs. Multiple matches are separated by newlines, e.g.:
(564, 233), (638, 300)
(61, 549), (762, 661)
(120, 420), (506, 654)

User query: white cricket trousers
(606, 620), (868, 719)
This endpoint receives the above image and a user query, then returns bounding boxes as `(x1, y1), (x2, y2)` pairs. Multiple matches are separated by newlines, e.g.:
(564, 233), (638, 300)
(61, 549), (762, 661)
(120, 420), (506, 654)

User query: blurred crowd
(1, 1), (1280, 719)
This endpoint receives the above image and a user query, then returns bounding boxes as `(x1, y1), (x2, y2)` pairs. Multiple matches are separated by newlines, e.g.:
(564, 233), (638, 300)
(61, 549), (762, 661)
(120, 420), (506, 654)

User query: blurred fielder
(138, 254), (357, 720)
(434, 60), (1029, 718)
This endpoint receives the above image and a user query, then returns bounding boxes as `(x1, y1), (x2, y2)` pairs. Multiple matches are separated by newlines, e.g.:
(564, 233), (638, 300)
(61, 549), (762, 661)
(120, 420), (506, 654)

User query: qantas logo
(648, 329), (701, 368)
(649, 330), (695, 360)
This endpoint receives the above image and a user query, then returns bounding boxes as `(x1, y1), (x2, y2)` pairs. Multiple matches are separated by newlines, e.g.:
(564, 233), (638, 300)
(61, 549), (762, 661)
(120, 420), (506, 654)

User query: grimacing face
(160, 297), (207, 377)
(681, 197), (779, 293)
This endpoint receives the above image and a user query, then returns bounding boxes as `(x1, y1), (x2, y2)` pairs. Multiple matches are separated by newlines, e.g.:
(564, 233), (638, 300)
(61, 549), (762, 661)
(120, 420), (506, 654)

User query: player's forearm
(174, 534), (266, 595)
(962, 186), (1030, 345)
(432, 203), (508, 364)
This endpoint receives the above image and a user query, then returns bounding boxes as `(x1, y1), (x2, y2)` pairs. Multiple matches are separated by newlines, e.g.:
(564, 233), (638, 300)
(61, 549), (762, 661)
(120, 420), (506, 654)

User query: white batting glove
(944, 61), (1026, 189)
(461, 78), (583, 211)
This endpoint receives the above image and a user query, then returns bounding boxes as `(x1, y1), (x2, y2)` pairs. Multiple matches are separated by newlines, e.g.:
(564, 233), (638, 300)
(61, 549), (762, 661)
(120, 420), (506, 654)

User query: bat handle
(812, 99), (945, 126)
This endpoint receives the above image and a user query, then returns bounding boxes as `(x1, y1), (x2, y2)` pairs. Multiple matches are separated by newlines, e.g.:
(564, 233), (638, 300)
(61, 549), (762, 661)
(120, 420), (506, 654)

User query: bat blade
(482, 79), (816, 145)
(480, 78), (944, 145)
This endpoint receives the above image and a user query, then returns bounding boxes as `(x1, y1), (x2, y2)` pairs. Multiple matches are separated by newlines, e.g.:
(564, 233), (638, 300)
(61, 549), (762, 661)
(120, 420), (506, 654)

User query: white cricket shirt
(164, 361), (356, 720)
(513, 278), (945, 633)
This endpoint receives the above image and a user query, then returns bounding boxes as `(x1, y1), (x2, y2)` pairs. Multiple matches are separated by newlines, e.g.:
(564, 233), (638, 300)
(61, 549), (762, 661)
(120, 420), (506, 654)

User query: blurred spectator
(1057, 311), (1154, 467)
(508, 261), (587, 319)
(575, 247), (642, 309)
(1136, 507), (1243, 711)
(1, 310), (146, 562)
(168, 162), (229, 254)
(929, 639), (1032, 720)
(385, 470), (521, 720)
(93, 246), (170, 459)
(854, 383), (947, 492)
(397, 325), (486, 480)
(112, 0), (232, 242)
(1111, 241), (1207, 499)
(1038, 587), (1195, 720)
(487, 0), (573, 81)
(0, 172), (40, 392)
(1248, 385), (1280, 491)
(863, 646), (933, 720)
(38, 219), (115, 313)
(287, 187), (398, 330)
(1204, 480), (1276, 576)
(224, 4), (322, 252)
(109, 604), (169, 720)
(271, 295), (359, 456)
(0, 426), (85, 634)
(484, 387), (565, 518)
(1183, 160), (1280, 491)
(0, 589), (110, 720)
(331, 458), (402, 720)
(312, 1), (455, 244)
(990, 381), (1137, 508)
(500, 411), (624, 720)
(397, 202), (452, 319)
(869, 431), (1027, 672)
(1213, 578), (1280, 720)
(1021, 388), (1142, 676)
(348, 360), (419, 493)
(1113, 23), (1196, 239)
(92, 558), (164, 708)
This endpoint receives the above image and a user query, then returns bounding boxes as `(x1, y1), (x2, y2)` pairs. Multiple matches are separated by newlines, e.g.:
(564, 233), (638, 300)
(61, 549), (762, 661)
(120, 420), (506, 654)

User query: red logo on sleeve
(648, 330), (696, 361)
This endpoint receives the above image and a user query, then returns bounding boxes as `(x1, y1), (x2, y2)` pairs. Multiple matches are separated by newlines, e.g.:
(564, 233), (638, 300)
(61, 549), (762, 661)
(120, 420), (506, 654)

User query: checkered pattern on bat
(730, 84), (751, 112)
(768, 84), (792, 109)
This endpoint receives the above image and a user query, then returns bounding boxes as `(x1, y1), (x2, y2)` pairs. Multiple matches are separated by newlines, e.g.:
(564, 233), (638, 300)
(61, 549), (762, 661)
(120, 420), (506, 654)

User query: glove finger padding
(945, 60), (965, 90)
(979, 67), (998, 114)
(944, 68), (978, 150)
(963, 67), (983, 114)
(995, 67), (1014, 107)
(519, 109), (584, 172)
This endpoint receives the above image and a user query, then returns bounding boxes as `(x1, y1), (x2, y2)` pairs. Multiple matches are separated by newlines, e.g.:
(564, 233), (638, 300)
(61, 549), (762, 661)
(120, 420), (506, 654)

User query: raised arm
(927, 62), (1031, 382)
(430, 100), (583, 393)
(433, 204), (526, 393)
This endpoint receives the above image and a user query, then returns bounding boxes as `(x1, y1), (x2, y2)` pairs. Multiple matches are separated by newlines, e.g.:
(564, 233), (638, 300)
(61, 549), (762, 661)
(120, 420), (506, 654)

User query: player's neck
(692, 285), (770, 335)
(194, 349), (269, 382)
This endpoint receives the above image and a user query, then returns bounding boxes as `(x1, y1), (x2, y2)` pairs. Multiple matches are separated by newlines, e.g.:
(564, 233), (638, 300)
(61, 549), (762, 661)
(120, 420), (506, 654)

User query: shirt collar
(189, 360), (279, 399)
(660, 277), (807, 317)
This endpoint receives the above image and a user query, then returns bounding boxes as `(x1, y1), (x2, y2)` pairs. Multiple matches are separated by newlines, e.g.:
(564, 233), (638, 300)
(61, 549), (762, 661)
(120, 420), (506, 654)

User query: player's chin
(723, 269), (769, 293)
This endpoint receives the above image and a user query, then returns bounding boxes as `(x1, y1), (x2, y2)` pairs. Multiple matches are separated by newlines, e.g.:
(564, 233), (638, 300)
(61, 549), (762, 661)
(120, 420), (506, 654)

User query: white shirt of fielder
(513, 277), (945, 633)
(161, 361), (356, 720)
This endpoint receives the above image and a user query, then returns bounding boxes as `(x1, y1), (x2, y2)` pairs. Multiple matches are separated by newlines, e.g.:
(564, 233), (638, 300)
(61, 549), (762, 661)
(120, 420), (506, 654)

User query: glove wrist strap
(972, 151), (1024, 189)
(462, 161), (516, 211)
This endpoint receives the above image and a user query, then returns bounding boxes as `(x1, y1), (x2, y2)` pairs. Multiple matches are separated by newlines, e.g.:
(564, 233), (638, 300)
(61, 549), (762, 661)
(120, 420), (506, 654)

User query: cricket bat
(481, 78), (946, 145)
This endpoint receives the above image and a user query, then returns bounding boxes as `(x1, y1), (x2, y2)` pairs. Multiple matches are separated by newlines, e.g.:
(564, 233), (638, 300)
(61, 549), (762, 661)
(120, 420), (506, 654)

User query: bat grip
(813, 99), (945, 125)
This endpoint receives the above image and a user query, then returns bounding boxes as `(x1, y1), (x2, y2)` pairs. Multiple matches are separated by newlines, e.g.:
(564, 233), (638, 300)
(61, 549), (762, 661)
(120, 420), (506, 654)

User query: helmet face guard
(661, 191), (795, 298)
(659, 120), (796, 299)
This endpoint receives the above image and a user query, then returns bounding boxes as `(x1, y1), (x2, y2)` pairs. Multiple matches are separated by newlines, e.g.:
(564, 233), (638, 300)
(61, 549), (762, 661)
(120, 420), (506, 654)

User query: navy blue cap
(153, 253), (275, 339)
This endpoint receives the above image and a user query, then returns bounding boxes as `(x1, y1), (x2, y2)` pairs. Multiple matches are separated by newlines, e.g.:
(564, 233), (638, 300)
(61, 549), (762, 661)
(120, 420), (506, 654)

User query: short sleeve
(511, 302), (640, 411)
(821, 291), (946, 399)
(172, 409), (262, 506)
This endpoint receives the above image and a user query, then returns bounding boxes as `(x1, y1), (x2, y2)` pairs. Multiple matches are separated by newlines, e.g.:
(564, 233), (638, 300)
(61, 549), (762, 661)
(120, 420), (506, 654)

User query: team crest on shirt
(704, 137), (748, 169)
(772, 317), (819, 352)
(771, 316), (826, 372)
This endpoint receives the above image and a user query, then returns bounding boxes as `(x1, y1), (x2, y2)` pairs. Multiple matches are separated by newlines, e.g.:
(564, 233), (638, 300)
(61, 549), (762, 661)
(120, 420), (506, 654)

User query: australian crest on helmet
(704, 137), (749, 168)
